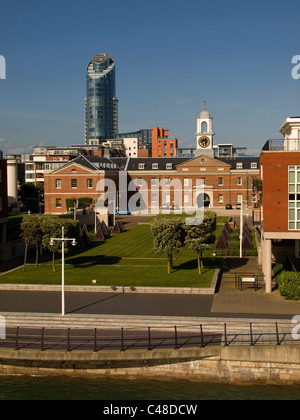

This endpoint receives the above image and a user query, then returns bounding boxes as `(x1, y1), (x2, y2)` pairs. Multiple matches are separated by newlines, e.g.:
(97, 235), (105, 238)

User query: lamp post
(69, 200), (77, 221)
(50, 226), (76, 316)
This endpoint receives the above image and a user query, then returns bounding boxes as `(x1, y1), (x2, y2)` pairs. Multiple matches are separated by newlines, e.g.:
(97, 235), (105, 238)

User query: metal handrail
(0, 323), (298, 353)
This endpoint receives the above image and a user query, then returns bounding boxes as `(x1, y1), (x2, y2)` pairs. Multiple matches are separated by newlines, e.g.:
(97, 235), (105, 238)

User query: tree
(185, 211), (217, 275)
(41, 217), (79, 272)
(151, 217), (186, 274)
(20, 215), (43, 271)
(19, 182), (44, 213)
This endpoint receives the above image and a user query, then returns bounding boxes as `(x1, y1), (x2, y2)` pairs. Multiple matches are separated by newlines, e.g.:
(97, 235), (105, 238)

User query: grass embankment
(1, 219), (223, 288)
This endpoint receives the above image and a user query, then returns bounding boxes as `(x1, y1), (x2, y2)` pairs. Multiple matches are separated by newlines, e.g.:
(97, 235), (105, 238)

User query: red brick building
(259, 116), (300, 293)
(151, 127), (178, 158)
(44, 154), (259, 215)
(260, 142), (300, 292)
(44, 155), (120, 214)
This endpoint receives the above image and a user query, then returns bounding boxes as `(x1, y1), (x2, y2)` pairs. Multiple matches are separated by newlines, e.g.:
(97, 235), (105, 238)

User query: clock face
(198, 136), (210, 148)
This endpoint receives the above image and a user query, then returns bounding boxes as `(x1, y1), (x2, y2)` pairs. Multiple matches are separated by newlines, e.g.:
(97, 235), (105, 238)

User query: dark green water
(0, 375), (300, 400)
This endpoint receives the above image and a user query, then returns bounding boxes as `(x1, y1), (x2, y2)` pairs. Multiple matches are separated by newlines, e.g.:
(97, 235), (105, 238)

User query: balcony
(262, 138), (300, 151)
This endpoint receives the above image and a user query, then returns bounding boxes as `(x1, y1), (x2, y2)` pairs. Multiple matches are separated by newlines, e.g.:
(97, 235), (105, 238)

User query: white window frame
(288, 165), (300, 230)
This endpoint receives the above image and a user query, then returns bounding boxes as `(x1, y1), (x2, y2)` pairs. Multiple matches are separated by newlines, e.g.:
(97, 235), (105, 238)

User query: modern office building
(85, 53), (118, 144)
(115, 129), (152, 146)
(114, 127), (177, 157)
(151, 127), (178, 158)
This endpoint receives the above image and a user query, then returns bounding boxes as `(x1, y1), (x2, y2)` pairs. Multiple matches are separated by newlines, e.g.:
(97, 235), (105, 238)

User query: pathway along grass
(0, 224), (222, 288)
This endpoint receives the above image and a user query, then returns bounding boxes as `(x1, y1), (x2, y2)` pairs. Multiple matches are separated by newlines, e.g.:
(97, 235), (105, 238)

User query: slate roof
(55, 155), (260, 173)
(120, 157), (189, 171)
(59, 155), (119, 171)
(110, 156), (260, 171)
(217, 156), (260, 170)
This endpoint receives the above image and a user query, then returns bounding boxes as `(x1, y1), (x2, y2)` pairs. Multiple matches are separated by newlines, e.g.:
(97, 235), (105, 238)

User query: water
(0, 375), (300, 400)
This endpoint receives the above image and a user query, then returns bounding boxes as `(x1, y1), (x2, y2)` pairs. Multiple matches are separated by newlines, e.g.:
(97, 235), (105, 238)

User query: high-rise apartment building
(85, 53), (118, 144)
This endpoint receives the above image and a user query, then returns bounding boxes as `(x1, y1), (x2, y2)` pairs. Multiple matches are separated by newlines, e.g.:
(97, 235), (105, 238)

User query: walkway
(211, 256), (300, 316)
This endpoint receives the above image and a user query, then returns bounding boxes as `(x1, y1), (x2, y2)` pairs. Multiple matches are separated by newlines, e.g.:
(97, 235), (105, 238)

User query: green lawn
(1, 219), (223, 288)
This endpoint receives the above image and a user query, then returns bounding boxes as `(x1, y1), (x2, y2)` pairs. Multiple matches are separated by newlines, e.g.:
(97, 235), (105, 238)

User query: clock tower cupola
(195, 101), (214, 158)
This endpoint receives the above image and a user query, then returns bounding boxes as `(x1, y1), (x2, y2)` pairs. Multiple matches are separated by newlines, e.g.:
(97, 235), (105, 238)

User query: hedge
(276, 270), (300, 300)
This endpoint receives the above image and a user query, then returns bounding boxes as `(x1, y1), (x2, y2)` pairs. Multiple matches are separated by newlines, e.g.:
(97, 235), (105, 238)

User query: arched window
(201, 121), (207, 133)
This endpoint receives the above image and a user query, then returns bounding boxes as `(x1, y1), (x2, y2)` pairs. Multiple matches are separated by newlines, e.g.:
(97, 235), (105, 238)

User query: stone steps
(1, 312), (292, 334)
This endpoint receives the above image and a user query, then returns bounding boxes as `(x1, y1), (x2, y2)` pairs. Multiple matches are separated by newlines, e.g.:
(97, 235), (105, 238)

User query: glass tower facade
(85, 53), (118, 143)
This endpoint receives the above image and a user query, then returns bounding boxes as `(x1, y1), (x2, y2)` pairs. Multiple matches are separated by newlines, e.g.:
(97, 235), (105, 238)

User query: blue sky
(0, 0), (299, 155)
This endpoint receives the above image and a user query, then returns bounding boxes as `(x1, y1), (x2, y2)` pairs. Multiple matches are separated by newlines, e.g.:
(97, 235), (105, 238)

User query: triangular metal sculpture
(111, 221), (124, 234)
(101, 221), (110, 238)
(94, 226), (105, 241)
(215, 231), (228, 250)
(81, 224), (88, 234)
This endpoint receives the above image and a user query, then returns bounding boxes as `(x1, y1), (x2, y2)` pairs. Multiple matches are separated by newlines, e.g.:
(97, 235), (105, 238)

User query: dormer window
(166, 163), (173, 170)
(138, 163), (145, 170)
(236, 163), (243, 169)
(152, 163), (159, 170)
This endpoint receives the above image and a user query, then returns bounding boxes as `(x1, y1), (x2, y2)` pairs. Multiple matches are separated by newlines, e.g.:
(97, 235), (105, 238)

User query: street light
(69, 200), (77, 221)
(50, 226), (76, 316)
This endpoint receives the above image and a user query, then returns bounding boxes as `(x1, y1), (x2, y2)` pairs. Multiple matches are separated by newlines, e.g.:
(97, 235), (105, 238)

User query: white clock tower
(194, 101), (215, 158)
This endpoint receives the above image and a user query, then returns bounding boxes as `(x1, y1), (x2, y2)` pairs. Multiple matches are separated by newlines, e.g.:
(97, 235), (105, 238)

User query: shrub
(78, 197), (93, 208)
(66, 198), (77, 212)
(276, 270), (300, 300)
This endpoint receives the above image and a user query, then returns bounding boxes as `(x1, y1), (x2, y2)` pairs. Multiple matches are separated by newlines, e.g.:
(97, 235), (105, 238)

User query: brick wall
(44, 162), (119, 214)
(260, 151), (300, 232)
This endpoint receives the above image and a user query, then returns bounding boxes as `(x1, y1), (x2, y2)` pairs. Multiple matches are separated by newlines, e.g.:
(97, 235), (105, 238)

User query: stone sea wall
(0, 345), (300, 385)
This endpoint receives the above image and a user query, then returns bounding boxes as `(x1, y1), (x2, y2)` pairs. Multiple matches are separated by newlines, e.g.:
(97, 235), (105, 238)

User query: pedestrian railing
(0, 322), (298, 352)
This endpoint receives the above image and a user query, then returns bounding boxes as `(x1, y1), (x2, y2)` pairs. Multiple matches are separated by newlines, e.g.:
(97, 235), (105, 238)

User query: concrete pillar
(6, 155), (20, 206)
(265, 239), (272, 293)
(262, 237), (267, 274)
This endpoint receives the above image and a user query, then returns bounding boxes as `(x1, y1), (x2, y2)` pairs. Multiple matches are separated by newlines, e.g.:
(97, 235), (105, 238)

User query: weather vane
(203, 100), (206, 111)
